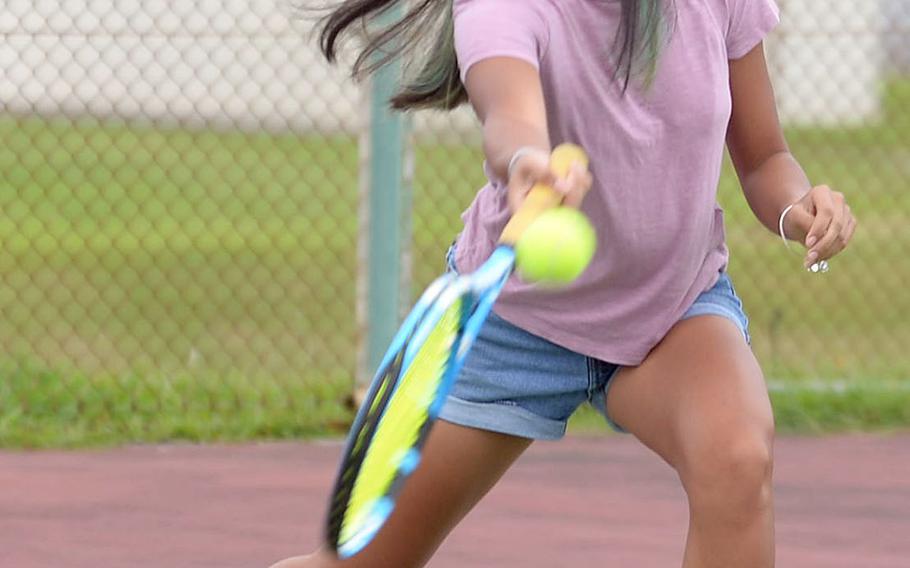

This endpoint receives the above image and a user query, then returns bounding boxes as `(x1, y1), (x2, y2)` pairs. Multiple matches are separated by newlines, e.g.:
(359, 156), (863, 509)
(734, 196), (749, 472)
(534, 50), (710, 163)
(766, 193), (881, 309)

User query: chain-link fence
(1, 1), (908, 446)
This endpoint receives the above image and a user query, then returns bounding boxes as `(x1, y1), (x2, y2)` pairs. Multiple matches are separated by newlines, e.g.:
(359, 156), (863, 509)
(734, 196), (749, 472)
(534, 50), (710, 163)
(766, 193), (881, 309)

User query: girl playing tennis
(275, 0), (856, 566)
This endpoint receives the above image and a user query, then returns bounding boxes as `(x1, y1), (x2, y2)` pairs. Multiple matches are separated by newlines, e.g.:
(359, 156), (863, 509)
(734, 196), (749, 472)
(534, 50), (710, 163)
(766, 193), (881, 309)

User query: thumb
(507, 157), (561, 211)
(783, 203), (814, 245)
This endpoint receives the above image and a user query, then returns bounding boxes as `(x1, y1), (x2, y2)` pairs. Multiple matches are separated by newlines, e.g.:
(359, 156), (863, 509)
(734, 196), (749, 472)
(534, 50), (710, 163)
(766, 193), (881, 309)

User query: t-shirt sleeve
(725, 0), (780, 59)
(453, 0), (549, 82)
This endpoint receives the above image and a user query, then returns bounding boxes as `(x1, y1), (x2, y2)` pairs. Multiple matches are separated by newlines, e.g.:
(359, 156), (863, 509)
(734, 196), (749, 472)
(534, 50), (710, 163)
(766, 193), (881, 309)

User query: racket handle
(499, 143), (589, 245)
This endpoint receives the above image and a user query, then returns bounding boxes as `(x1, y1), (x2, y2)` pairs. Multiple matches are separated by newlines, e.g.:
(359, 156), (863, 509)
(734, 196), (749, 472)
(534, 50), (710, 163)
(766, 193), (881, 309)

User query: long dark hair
(318, 0), (672, 111)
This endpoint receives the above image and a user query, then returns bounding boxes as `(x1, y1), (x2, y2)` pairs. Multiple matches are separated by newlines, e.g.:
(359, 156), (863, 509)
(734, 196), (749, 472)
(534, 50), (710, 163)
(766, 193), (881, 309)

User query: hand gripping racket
(325, 144), (590, 558)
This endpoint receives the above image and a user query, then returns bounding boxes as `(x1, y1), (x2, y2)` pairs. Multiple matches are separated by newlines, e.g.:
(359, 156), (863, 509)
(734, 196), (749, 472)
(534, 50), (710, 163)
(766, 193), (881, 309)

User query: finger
(842, 212), (857, 248)
(804, 188), (835, 250)
(841, 208), (857, 250)
(579, 170), (594, 199)
(819, 214), (856, 263)
(507, 174), (536, 213)
(562, 188), (583, 209)
(807, 220), (843, 265)
(535, 164), (560, 191)
(832, 200), (854, 255)
(807, 196), (846, 264)
(579, 168), (593, 194)
(783, 203), (815, 244)
(554, 163), (578, 196)
(561, 165), (591, 209)
(507, 157), (556, 212)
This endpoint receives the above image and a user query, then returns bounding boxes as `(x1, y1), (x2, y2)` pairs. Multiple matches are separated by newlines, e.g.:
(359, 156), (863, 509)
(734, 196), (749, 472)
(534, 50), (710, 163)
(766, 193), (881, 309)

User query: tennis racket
(325, 143), (590, 558)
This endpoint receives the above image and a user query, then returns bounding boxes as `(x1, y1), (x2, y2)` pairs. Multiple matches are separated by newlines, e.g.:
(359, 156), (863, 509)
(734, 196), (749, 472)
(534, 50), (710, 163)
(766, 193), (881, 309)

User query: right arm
(464, 57), (549, 182)
(464, 58), (591, 210)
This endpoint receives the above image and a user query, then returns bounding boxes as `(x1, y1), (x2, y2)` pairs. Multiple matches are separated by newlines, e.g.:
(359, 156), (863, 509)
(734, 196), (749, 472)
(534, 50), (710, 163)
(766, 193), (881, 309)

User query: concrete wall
(771, 0), (886, 126)
(0, 1), (352, 132)
(0, 0), (477, 139)
(0, 0), (900, 134)
(885, 0), (910, 73)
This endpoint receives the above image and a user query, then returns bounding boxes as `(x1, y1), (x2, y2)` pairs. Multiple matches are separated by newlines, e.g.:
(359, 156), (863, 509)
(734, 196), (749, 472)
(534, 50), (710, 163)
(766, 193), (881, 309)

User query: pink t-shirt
(453, 0), (780, 365)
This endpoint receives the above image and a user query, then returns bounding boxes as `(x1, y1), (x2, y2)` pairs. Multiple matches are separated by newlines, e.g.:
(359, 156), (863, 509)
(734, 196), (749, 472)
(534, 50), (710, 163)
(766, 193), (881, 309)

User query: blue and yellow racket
(325, 144), (589, 558)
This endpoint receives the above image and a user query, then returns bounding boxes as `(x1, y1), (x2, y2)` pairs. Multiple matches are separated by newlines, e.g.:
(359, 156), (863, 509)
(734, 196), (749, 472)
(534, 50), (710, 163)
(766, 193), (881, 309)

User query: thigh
(606, 315), (774, 474)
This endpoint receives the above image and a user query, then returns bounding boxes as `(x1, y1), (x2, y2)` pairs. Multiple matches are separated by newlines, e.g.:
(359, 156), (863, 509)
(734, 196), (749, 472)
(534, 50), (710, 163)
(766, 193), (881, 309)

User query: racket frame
(327, 143), (589, 557)
(326, 247), (515, 558)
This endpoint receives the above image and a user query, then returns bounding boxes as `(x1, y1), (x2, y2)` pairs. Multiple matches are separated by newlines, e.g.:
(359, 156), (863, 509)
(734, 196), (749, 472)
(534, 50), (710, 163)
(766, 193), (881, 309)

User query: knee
(680, 429), (775, 518)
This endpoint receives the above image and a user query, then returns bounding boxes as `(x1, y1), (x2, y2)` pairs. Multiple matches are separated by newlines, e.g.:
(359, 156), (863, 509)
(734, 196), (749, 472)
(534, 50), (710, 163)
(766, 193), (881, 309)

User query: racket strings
(338, 296), (465, 546)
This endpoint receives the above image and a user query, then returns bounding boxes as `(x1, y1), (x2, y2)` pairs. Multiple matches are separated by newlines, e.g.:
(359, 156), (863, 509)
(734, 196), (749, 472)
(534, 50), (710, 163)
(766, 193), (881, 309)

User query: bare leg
(607, 315), (776, 568)
(269, 420), (533, 568)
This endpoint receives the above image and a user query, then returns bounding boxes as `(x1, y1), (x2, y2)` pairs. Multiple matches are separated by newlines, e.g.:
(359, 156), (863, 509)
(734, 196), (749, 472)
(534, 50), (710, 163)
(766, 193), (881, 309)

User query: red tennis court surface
(2, 434), (908, 567)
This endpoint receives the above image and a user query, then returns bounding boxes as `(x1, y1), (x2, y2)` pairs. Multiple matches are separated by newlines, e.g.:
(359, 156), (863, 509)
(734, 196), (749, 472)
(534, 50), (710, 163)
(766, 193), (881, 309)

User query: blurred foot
(268, 553), (321, 568)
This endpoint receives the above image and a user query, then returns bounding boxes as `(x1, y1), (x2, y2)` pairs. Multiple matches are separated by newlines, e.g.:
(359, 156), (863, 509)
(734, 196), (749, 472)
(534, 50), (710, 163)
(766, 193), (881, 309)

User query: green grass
(0, 361), (351, 448)
(1, 79), (909, 447)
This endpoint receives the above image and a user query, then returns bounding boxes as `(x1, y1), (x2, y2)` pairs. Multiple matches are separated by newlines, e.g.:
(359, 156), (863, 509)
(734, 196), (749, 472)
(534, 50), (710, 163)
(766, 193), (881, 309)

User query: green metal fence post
(356, 48), (411, 393)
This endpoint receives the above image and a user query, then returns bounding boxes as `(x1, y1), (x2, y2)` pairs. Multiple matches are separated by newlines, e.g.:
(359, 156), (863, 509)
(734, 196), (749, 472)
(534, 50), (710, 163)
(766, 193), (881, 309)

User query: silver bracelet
(778, 203), (796, 251)
(778, 202), (829, 273)
(507, 147), (545, 180)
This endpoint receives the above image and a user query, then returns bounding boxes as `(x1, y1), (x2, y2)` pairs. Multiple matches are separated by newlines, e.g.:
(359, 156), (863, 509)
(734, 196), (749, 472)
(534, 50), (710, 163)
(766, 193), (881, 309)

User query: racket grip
(499, 143), (589, 245)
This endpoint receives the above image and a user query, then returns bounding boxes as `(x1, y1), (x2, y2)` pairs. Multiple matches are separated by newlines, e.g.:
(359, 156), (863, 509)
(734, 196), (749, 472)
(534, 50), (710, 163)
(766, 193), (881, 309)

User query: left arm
(726, 44), (857, 268)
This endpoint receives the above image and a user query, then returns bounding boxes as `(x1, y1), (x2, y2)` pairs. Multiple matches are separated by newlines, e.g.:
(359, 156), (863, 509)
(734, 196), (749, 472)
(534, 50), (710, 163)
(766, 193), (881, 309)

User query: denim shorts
(438, 245), (751, 440)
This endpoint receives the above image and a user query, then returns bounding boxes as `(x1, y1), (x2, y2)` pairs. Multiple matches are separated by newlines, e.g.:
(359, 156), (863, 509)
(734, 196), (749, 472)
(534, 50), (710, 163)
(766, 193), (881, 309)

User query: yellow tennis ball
(515, 207), (597, 285)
